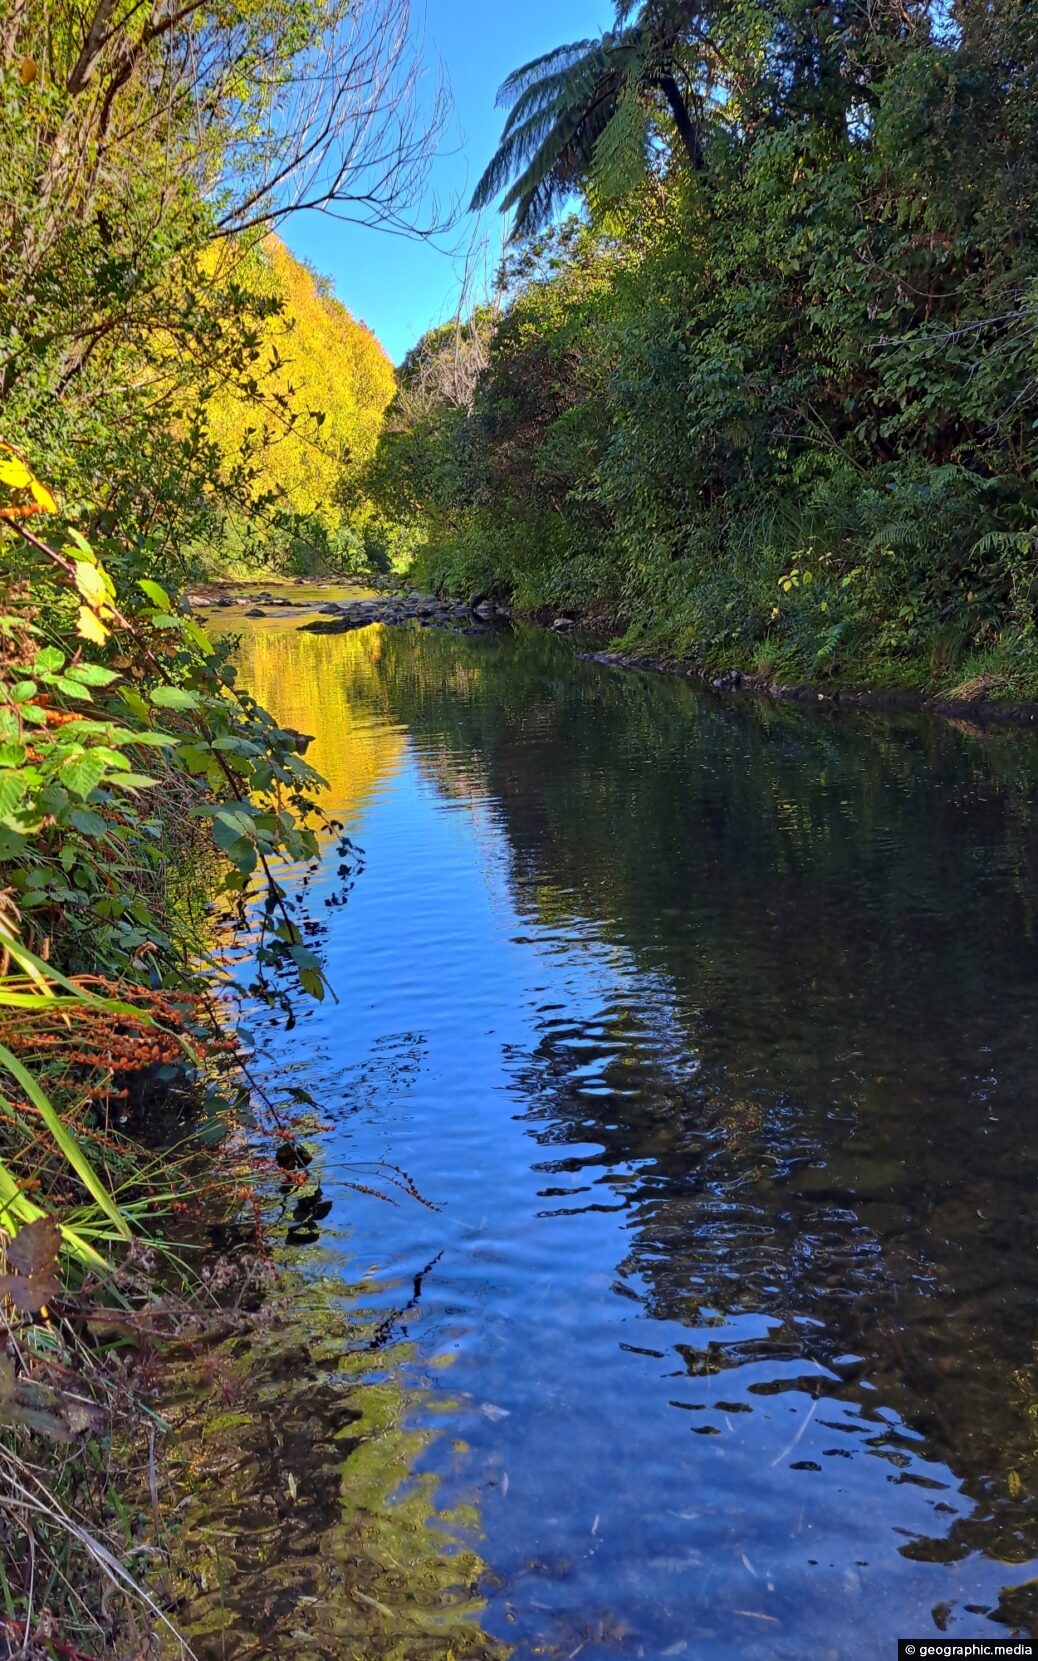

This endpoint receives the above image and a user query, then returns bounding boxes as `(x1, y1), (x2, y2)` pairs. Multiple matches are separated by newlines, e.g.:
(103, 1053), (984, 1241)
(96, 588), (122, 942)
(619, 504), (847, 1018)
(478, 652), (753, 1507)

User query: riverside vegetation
(367, 0), (1038, 701)
(4, 0), (1038, 1652)
(0, 0), (441, 1651)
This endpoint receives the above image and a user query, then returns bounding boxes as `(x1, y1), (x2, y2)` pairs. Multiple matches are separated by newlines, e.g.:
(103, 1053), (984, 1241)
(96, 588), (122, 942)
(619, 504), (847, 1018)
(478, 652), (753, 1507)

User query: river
(178, 610), (1038, 1659)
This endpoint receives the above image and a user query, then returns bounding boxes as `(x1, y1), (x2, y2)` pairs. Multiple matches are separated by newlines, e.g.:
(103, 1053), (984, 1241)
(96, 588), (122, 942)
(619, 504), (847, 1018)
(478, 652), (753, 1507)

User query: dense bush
(372, 0), (1038, 696)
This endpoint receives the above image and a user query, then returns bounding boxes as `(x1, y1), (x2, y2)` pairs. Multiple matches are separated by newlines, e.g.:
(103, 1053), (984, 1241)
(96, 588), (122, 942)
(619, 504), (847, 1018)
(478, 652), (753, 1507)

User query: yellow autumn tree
(204, 235), (395, 537)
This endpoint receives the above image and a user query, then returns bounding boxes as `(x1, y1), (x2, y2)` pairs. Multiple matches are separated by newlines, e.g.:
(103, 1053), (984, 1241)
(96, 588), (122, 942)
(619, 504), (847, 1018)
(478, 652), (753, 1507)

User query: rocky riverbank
(188, 581), (512, 635)
(191, 581), (1038, 728)
(582, 649), (1038, 729)
(299, 592), (509, 635)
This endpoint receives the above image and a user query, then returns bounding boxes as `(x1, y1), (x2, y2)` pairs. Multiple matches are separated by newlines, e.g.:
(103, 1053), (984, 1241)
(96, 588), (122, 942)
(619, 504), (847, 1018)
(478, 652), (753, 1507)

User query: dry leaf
(0, 1217), (61, 1311)
(6, 1217), (61, 1278)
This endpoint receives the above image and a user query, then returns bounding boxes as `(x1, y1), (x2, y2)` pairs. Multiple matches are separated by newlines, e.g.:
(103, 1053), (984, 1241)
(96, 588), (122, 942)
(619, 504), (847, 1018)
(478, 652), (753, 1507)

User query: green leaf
(70, 807), (107, 837)
(60, 751), (107, 799)
(138, 579), (171, 610)
(0, 742), (26, 767)
(223, 837), (257, 875)
(212, 807), (256, 850)
(107, 772), (158, 792)
(67, 663), (118, 687)
(0, 774), (27, 818)
(175, 743), (214, 775)
(182, 618), (213, 652)
(120, 688), (150, 722)
(149, 685), (200, 711)
(35, 647), (65, 672)
(37, 783), (68, 815)
(87, 746), (131, 771)
(111, 728), (175, 748)
(211, 735), (262, 755)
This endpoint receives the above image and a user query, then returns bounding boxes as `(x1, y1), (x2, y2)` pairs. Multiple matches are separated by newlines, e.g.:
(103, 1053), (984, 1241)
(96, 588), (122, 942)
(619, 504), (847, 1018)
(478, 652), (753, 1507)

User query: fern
(971, 529), (1038, 559)
(590, 79), (651, 210)
(470, 11), (705, 238)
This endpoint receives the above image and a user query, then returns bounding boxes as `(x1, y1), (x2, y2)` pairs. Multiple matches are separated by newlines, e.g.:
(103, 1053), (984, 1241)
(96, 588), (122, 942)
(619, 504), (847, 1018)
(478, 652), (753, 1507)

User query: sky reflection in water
(228, 618), (1038, 1659)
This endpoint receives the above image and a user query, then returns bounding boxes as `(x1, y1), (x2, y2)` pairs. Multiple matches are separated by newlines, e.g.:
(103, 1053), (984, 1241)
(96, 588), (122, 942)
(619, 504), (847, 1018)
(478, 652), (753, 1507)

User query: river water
(183, 613), (1038, 1659)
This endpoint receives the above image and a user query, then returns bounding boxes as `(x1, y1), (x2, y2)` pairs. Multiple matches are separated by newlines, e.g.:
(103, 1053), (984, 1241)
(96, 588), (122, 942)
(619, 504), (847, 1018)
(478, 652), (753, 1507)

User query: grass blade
(0, 1051), (130, 1240)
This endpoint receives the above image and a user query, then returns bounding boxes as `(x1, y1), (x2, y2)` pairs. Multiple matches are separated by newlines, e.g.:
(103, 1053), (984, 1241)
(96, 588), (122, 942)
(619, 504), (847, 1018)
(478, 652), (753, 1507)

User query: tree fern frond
(590, 81), (650, 208)
(500, 50), (614, 138)
(507, 173), (575, 239)
(481, 78), (625, 230)
(499, 104), (600, 217)
(471, 110), (570, 206)
(473, 8), (706, 235)
(497, 40), (600, 106)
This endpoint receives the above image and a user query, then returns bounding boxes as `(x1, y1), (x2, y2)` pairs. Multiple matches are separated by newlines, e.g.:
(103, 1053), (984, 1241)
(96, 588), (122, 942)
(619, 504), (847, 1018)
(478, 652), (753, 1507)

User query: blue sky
(282, 0), (611, 363)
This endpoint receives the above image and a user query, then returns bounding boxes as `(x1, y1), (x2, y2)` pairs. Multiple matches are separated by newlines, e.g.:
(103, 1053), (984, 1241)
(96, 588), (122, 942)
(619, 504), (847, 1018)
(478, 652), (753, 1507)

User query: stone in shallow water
(299, 616), (363, 634)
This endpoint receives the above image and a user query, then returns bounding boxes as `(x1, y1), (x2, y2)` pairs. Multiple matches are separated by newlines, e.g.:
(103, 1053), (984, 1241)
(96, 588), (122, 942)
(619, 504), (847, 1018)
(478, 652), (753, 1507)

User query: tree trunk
(655, 75), (705, 171)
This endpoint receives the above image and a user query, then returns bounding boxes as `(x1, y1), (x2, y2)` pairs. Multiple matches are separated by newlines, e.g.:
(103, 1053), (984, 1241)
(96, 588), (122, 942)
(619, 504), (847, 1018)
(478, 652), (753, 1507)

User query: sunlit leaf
(74, 562), (108, 608)
(0, 456), (31, 489)
(138, 579), (171, 609)
(77, 607), (108, 645)
(60, 751), (107, 799)
(67, 662), (118, 687)
(0, 774), (27, 818)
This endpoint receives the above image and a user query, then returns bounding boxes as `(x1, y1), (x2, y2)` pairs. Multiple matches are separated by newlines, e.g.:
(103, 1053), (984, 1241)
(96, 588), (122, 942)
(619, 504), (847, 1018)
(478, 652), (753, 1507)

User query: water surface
(196, 618), (1038, 1658)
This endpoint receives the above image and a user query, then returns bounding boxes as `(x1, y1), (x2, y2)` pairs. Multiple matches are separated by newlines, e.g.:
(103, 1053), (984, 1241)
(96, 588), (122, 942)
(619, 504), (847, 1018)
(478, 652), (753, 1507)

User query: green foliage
(374, 0), (1038, 698)
(471, 5), (707, 237)
(0, 2), (399, 588)
(0, 384), (335, 1661)
(0, 505), (326, 987)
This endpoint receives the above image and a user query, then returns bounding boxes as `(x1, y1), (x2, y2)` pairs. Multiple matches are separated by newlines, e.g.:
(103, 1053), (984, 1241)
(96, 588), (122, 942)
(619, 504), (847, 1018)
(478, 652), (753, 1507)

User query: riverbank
(201, 577), (1038, 729)
(371, 582), (1038, 731)
(579, 645), (1038, 728)
(0, 467), (341, 1654)
(192, 580), (511, 637)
